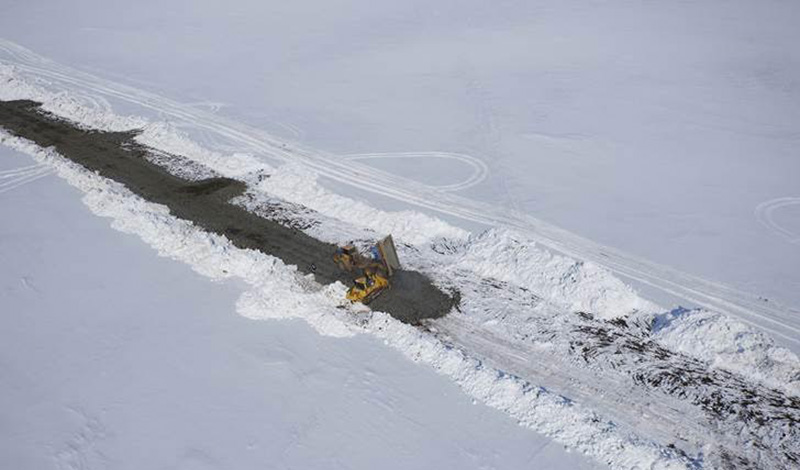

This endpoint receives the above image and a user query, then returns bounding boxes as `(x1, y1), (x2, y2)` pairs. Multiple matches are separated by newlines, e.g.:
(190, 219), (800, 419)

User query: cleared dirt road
(0, 100), (455, 323)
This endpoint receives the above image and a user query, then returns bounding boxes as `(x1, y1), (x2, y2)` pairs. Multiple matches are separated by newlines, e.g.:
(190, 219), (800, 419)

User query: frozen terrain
(1, 1), (799, 469)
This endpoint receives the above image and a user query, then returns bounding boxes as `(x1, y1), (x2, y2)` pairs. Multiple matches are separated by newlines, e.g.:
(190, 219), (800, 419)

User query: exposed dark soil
(0, 100), (455, 323)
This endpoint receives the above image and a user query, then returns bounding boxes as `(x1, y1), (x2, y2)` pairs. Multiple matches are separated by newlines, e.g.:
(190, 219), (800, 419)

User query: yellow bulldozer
(334, 235), (401, 304)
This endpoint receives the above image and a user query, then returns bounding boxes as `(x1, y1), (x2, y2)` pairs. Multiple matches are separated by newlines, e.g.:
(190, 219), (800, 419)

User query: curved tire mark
(755, 197), (800, 244)
(343, 151), (489, 192)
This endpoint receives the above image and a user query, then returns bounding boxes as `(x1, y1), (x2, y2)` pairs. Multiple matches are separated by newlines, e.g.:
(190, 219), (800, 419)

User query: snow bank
(448, 229), (660, 319)
(257, 162), (469, 246)
(0, 64), (146, 131)
(652, 308), (800, 396)
(136, 122), (272, 179)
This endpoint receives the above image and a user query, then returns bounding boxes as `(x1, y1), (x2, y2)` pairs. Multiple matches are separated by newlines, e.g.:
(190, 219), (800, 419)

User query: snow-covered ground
(1, 1), (799, 468)
(0, 145), (599, 469)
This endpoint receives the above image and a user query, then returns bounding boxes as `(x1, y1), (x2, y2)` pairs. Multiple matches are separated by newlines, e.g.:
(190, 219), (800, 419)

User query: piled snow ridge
(652, 308), (800, 396)
(141, 147), (222, 181)
(0, 130), (693, 470)
(256, 162), (469, 246)
(136, 121), (272, 180)
(0, 63), (146, 132)
(433, 229), (661, 320)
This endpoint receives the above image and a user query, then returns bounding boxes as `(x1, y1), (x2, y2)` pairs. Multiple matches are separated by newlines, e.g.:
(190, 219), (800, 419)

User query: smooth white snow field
(0, 146), (599, 469)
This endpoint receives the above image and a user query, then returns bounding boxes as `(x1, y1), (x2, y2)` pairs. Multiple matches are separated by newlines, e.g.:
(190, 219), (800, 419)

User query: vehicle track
(0, 162), (51, 194)
(342, 151), (489, 192)
(755, 197), (800, 244)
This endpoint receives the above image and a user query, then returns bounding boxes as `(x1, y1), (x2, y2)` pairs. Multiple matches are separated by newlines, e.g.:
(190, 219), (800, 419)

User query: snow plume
(0, 131), (694, 469)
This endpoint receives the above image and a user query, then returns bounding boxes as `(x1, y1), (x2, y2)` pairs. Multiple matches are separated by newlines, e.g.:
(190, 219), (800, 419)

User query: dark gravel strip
(0, 99), (455, 323)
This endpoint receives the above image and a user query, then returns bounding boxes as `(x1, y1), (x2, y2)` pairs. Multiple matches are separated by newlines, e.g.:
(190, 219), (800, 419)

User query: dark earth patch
(0, 99), (455, 323)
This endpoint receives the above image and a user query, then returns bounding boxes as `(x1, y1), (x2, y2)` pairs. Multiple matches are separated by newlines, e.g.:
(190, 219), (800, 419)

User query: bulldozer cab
(353, 276), (368, 290)
(334, 235), (399, 305)
(333, 245), (359, 271)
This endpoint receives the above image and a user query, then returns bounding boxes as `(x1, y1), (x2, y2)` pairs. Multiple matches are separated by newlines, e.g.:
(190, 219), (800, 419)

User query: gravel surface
(0, 99), (456, 322)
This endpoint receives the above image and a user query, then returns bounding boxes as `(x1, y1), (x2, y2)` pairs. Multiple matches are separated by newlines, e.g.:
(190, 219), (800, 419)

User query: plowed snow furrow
(422, 276), (799, 469)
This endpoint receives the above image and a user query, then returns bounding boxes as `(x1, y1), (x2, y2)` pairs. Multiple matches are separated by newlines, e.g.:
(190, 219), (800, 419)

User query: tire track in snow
(343, 151), (489, 192)
(1, 38), (799, 350)
(0, 162), (51, 194)
(755, 197), (800, 244)
(0, 162), (46, 177)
